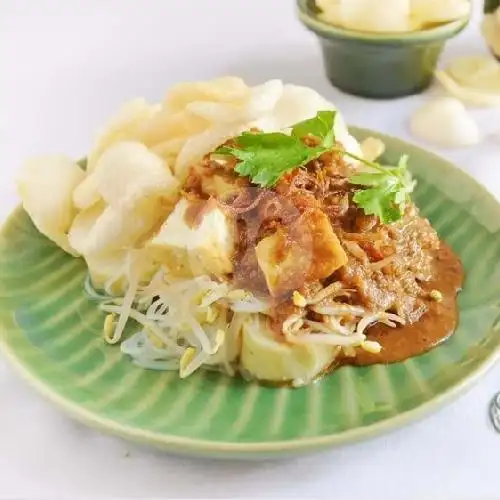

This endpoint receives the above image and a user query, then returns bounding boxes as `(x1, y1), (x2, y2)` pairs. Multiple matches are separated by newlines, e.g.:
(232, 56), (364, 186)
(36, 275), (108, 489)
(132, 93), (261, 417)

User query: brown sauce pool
(252, 243), (464, 388)
(343, 243), (464, 367)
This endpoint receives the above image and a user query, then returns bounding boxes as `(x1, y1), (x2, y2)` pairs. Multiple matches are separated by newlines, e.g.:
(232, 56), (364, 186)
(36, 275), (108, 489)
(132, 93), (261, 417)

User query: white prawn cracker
(410, 97), (480, 147)
(436, 70), (500, 108)
(410, 0), (470, 28)
(339, 0), (410, 32)
(436, 55), (500, 108)
(317, 0), (469, 32)
(17, 155), (85, 256)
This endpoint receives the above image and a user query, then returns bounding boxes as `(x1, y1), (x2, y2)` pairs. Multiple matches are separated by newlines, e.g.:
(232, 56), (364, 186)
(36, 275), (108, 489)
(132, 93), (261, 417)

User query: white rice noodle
(120, 332), (181, 371)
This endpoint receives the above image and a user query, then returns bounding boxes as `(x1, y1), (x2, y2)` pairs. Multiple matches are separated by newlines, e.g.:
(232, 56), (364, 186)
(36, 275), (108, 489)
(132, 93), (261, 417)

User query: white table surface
(1, 1), (500, 498)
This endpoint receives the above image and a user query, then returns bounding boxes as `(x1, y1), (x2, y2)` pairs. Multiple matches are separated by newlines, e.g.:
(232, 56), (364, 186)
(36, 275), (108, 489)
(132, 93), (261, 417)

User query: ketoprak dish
(17, 78), (463, 387)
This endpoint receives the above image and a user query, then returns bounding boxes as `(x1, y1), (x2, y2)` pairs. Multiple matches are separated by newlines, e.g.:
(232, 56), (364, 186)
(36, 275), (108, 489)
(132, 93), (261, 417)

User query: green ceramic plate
(1, 129), (500, 458)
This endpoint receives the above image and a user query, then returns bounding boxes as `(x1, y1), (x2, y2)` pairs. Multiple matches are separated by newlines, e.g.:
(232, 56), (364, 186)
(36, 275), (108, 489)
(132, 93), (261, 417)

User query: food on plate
(360, 137), (386, 162)
(17, 155), (85, 256)
(146, 198), (234, 278)
(16, 78), (463, 387)
(409, 97), (481, 147)
(436, 55), (500, 107)
(315, 0), (470, 33)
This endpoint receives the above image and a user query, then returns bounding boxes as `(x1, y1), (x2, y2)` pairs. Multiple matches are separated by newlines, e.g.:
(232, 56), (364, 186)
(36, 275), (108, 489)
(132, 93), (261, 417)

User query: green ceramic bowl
(485, 0), (500, 13)
(297, 0), (470, 98)
(1, 129), (500, 458)
(484, 0), (500, 61)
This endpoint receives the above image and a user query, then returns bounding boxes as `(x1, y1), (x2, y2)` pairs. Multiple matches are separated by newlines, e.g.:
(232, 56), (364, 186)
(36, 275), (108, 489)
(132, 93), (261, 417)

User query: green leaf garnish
(214, 111), (415, 224)
(350, 155), (415, 224)
(291, 110), (337, 148)
(217, 132), (326, 187)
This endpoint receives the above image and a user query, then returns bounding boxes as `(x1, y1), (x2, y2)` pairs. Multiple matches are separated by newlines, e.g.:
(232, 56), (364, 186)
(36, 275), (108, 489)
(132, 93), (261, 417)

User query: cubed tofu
(256, 210), (347, 297)
(256, 229), (310, 297)
(305, 209), (348, 280)
(240, 315), (338, 385)
(147, 198), (234, 277)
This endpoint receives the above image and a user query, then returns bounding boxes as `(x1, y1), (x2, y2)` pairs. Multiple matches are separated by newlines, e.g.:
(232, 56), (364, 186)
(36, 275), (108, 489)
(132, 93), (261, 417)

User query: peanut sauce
(344, 243), (463, 366)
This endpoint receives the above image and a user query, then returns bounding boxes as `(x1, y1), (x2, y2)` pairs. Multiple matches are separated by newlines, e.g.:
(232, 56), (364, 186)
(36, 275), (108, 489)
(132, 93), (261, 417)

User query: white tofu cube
(147, 198), (234, 277)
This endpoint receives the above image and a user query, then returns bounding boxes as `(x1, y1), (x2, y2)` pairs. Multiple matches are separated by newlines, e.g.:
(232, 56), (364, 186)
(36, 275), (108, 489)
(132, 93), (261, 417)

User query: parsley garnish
(217, 132), (326, 187)
(291, 110), (336, 148)
(350, 154), (416, 224)
(215, 111), (415, 224)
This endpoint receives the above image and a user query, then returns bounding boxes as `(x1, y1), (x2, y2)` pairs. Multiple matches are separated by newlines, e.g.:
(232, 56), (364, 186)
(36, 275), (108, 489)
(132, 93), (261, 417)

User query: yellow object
(292, 291), (307, 308)
(87, 98), (161, 172)
(214, 329), (225, 351)
(240, 316), (338, 385)
(361, 340), (382, 354)
(73, 174), (101, 211)
(430, 289), (444, 302)
(316, 0), (469, 32)
(436, 70), (500, 107)
(103, 314), (117, 344)
(147, 198), (234, 278)
(179, 347), (197, 377)
(482, 12), (500, 58)
(69, 142), (179, 256)
(205, 307), (219, 324)
(16, 155), (85, 256)
(360, 137), (386, 162)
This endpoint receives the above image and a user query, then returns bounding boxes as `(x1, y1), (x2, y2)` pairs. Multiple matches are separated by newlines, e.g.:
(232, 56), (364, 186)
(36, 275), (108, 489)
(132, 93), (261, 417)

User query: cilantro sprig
(350, 155), (416, 224)
(214, 110), (415, 224)
(217, 132), (326, 187)
(217, 111), (337, 186)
